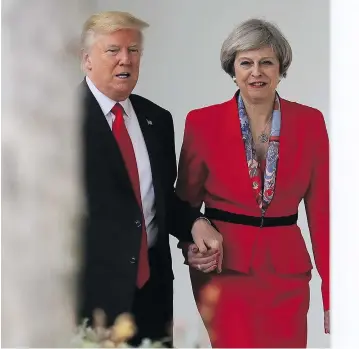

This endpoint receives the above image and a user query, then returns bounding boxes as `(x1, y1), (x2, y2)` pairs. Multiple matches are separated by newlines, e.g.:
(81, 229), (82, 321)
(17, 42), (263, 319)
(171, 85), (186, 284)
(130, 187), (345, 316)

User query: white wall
(94, 1), (329, 347)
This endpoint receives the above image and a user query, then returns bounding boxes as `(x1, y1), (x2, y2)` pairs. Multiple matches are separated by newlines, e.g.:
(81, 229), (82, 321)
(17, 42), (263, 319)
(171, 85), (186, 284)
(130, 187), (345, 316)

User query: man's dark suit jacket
(78, 80), (201, 324)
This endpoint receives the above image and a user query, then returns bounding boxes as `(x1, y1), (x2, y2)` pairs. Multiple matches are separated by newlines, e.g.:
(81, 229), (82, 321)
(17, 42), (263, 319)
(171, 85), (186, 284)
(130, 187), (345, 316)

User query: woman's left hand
(324, 310), (330, 334)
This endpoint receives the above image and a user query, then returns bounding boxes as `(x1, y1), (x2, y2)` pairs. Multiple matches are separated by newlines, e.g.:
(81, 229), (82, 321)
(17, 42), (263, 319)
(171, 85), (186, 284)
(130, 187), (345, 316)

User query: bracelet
(194, 216), (212, 226)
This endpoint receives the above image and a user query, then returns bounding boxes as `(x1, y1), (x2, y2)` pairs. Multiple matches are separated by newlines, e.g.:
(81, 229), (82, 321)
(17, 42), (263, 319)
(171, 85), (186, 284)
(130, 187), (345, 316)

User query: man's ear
(82, 50), (92, 71)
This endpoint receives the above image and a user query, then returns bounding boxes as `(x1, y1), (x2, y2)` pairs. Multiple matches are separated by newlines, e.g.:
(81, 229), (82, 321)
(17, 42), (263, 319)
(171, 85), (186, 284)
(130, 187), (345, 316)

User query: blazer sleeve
(163, 110), (204, 242)
(304, 110), (330, 311)
(176, 110), (208, 213)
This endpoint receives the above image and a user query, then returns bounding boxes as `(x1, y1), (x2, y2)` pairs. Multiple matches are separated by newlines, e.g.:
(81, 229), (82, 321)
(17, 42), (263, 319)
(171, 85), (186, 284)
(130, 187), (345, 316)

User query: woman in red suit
(176, 18), (329, 348)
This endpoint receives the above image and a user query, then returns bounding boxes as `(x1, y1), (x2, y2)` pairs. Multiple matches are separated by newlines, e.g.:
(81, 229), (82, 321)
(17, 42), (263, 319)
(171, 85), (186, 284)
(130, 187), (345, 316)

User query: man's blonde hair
(81, 11), (149, 52)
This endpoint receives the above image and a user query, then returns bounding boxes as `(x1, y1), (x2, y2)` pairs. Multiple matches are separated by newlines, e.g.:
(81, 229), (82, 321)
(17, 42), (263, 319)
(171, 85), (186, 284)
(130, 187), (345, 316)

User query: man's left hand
(191, 218), (223, 273)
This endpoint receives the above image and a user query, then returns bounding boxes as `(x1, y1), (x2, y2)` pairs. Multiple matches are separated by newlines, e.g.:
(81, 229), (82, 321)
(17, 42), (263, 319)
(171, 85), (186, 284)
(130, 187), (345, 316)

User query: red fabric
(190, 234), (311, 348)
(176, 94), (329, 345)
(112, 103), (149, 288)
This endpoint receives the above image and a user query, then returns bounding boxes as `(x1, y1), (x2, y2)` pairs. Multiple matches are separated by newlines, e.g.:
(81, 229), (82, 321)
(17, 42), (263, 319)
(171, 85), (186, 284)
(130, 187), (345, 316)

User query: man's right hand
(191, 218), (223, 273)
(187, 243), (220, 273)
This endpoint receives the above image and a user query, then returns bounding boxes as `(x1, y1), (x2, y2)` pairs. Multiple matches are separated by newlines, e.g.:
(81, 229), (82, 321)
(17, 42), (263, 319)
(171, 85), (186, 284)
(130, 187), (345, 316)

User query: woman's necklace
(257, 115), (273, 143)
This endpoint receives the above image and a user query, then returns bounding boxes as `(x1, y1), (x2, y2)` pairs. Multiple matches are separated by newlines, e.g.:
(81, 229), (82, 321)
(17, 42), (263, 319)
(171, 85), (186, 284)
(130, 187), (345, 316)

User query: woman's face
(233, 46), (281, 103)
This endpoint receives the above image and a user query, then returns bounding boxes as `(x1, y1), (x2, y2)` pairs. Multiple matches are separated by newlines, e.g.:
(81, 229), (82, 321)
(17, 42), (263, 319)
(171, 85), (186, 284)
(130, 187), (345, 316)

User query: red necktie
(111, 103), (150, 288)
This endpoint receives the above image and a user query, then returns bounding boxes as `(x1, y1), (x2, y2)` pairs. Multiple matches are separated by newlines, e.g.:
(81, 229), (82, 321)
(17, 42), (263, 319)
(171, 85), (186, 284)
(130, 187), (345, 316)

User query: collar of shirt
(85, 76), (133, 118)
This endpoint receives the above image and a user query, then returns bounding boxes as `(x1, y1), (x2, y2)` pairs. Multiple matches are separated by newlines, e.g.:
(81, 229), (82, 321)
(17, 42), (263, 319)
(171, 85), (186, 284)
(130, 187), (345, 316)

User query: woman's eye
(240, 61), (251, 66)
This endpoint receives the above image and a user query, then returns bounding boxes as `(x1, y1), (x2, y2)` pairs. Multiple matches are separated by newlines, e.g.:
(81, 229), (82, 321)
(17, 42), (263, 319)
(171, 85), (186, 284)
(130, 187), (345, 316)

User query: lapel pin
(146, 119), (153, 125)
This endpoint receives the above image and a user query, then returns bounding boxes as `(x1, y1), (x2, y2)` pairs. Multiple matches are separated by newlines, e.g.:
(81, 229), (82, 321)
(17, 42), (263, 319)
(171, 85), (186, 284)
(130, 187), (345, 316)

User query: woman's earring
(232, 76), (237, 83)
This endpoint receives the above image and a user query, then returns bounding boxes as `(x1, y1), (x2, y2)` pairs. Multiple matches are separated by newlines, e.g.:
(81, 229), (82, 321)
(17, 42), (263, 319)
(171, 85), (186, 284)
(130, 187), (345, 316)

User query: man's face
(84, 28), (142, 101)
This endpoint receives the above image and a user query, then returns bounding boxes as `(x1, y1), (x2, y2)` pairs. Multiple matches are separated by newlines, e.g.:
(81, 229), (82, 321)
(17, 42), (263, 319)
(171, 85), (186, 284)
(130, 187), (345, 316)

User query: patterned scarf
(237, 93), (281, 214)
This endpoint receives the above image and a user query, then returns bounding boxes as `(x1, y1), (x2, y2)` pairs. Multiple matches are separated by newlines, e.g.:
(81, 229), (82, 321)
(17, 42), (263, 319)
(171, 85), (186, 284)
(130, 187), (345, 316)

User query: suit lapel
(82, 81), (138, 202)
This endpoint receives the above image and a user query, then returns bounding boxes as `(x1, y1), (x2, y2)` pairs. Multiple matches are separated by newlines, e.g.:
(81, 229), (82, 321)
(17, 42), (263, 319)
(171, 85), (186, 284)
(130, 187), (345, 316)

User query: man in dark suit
(78, 11), (223, 346)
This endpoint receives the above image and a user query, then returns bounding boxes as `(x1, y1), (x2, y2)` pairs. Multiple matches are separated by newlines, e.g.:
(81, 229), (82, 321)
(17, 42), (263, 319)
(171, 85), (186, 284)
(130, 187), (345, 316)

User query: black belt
(205, 207), (298, 228)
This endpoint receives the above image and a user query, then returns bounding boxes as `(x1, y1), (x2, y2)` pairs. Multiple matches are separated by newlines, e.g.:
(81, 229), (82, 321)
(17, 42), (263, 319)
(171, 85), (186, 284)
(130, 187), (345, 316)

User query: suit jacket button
(130, 257), (137, 264)
(134, 220), (141, 228)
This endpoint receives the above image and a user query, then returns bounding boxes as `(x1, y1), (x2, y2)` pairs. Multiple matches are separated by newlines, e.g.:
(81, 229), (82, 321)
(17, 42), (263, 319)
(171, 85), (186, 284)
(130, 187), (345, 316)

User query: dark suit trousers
(129, 246), (174, 347)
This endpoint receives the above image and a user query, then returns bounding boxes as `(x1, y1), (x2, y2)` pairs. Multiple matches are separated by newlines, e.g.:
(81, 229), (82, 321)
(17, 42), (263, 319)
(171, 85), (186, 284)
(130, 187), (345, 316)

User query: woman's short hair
(81, 11), (149, 52)
(220, 18), (292, 78)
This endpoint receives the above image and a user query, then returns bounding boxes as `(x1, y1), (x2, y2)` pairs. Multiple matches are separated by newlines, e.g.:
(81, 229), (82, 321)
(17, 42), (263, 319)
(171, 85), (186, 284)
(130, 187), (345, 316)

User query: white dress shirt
(86, 77), (158, 248)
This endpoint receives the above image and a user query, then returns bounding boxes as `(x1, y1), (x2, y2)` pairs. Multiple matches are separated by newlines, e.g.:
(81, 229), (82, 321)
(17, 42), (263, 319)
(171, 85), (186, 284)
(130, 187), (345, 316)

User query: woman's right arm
(176, 111), (219, 270)
(176, 110), (208, 206)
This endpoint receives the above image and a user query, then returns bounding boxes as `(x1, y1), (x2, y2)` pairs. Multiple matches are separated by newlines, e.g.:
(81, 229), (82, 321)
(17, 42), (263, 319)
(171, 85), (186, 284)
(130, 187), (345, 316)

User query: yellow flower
(110, 313), (137, 344)
(101, 339), (116, 348)
(201, 284), (221, 305)
(198, 303), (215, 323)
(208, 328), (217, 343)
(198, 284), (221, 324)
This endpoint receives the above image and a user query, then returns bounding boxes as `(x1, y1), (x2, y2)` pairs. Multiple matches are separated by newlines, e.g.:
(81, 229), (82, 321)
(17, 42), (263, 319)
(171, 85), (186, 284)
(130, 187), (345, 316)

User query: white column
(2, 0), (95, 346)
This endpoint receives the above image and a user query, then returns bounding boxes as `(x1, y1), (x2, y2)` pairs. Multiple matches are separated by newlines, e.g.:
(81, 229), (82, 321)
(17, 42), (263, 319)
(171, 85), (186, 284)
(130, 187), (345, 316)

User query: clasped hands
(189, 218), (223, 273)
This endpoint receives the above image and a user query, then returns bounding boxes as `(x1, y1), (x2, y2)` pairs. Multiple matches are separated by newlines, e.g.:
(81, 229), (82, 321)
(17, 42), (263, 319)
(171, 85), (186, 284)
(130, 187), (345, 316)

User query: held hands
(191, 218), (223, 273)
(187, 243), (220, 273)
